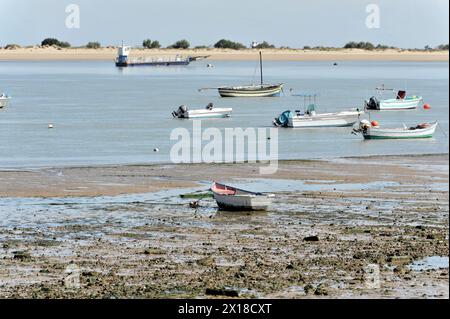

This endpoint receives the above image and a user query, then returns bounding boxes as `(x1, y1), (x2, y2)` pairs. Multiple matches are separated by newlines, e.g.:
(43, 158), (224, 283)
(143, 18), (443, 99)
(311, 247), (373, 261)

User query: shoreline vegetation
(0, 38), (448, 61)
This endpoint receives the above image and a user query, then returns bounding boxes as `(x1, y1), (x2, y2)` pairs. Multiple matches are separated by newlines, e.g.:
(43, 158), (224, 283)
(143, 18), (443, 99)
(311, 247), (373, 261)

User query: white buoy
(154, 148), (160, 152)
(48, 124), (54, 129)
(207, 64), (213, 68)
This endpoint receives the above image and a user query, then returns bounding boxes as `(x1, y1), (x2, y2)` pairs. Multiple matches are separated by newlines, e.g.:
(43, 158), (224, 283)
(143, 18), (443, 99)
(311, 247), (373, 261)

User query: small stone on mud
(13, 251), (31, 261)
(387, 256), (411, 266)
(286, 264), (295, 270)
(205, 288), (239, 297)
(304, 236), (320, 242)
(143, 248), (165, 255)
(197, 256), (215, 267)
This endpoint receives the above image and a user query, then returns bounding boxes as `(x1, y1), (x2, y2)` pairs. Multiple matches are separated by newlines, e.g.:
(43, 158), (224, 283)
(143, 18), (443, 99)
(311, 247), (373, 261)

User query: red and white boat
(211, 182), (273, 211)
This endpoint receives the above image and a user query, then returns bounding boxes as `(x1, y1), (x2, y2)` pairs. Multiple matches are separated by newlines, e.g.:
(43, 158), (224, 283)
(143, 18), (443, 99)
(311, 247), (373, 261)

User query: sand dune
(0, 47), (448, 62)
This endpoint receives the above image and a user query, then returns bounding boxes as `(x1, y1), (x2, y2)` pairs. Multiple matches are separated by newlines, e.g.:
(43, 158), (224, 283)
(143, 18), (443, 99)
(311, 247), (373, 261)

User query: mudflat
(0, 154), (448, 298)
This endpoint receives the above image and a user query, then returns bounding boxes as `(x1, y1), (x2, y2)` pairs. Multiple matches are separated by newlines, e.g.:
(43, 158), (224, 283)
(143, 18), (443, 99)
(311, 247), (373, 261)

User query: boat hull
(116, 60), (190, 67)
(372, 98), (423, 110)
(288, 111), (363, 128)
(185, 108), (232, 119)
(211, 182), (273, 211)
(218, 85), (283, 98)
(363, 123), (437, 139)
(0, 97), (11, 108)
(213, 193), (273, 211)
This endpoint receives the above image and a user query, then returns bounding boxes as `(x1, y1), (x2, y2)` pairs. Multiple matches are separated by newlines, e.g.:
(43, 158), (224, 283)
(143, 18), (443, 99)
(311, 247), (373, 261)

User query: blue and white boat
(365, 86), (423, 110)
(274, 94), (363, 128)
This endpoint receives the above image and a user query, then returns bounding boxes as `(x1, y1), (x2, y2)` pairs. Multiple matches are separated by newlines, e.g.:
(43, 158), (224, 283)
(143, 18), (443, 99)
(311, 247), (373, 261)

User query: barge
(115, 45), (209, 67)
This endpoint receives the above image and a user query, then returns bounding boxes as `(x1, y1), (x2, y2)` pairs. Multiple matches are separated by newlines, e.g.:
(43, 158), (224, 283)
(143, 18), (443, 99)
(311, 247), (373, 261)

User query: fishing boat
(211, 182), (274, 211)
(273, 94), (363, 128)
(354, 120), (438, 139)
(365, 85), (423, 110)
(172, 103), (232, 119)
(115, 45), (208, 67)
(0, 93), (11, 109)
(199, 52), (283, 97)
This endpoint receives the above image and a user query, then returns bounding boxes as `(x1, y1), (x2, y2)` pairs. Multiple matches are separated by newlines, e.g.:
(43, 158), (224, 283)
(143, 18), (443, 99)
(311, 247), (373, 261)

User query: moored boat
(172, 103), (232, 119)
(365, 85), (423, 110)
(354, 120), (438, 139)
(274, 94), (363, 128)
(0, 93), (11, 109)
(115, 45), (207, 67)
(218, 84), (283, 98)
(211, 182), (274, 211)
(200, 52), (283, 97)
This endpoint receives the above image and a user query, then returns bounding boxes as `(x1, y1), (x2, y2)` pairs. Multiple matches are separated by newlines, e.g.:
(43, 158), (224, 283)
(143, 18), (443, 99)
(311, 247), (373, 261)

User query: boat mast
(259, 51), (263, 86)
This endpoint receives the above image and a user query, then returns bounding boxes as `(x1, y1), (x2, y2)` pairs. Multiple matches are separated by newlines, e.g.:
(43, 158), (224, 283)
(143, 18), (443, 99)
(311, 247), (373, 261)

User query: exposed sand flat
(0, 47), (448, 62)
(0, 154), (448, 198)
(0, 154), (448, 299)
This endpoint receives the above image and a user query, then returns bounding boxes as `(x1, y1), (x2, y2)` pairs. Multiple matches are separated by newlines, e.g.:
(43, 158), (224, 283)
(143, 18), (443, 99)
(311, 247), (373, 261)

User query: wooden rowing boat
(211, 182), (273, 211)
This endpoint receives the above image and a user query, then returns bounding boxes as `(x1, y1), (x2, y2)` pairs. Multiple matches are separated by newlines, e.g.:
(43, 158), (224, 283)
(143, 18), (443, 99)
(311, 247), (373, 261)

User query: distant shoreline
(0, 47), (448, 62)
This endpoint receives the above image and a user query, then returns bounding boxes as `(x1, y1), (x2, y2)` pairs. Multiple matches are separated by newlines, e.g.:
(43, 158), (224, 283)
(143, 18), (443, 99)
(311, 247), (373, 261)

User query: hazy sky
(0, 0), (448, 48)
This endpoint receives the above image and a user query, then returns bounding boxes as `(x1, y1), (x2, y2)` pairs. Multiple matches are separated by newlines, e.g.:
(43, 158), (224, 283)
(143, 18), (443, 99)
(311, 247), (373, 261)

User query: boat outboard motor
(365, 96), (380, 110)
(273, 110), (293, 127)
(172, 105), (188, 118)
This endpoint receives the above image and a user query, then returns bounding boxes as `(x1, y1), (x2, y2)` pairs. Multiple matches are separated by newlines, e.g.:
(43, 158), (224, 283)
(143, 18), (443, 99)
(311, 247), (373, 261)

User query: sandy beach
(0, 154), (448, 298)
(0, 47), (448, 62)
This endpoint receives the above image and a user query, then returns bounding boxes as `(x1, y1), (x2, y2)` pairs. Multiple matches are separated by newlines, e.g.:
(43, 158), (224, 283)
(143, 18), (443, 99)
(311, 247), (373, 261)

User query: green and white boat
(355, 120), (438, 140)
(365, 85), (423, 110)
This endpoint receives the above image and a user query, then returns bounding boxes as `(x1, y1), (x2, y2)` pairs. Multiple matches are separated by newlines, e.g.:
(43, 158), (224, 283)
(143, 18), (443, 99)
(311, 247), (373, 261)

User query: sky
(0, 0), (448, 48)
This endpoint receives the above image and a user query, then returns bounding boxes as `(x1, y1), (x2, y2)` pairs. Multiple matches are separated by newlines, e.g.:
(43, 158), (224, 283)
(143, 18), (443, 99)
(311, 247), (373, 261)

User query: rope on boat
(437, 122), (448, 138)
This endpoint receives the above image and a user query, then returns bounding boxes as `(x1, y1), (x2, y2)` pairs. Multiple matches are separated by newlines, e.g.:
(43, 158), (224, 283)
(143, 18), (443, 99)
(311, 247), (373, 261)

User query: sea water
(0, 60), (448, 168)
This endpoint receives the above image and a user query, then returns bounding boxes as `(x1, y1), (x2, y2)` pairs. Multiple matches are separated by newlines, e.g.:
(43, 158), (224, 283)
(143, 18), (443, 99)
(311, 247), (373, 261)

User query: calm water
(0, 60), (448, 168)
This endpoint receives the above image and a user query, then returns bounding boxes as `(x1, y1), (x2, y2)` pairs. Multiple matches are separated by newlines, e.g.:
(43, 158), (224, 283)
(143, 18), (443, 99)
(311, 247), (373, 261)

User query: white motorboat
(172, 103), (232, 119)
(211, 182), (274, 211)
(0, 93), (11, 109)
(274, 94), (363, 128)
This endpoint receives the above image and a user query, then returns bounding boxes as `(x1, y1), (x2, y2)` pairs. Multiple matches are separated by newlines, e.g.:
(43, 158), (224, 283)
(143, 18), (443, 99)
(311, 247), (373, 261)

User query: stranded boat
(365, 85), (423, 110)
(200, 52), (283, 97)
(211, 182), (274, 211)
(115, 45), (208, 67)
(274, 94), (363, 128)
(353, 120), (438, 139)
(0, 93), (11, 109)
(172, 103), (232, 119)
